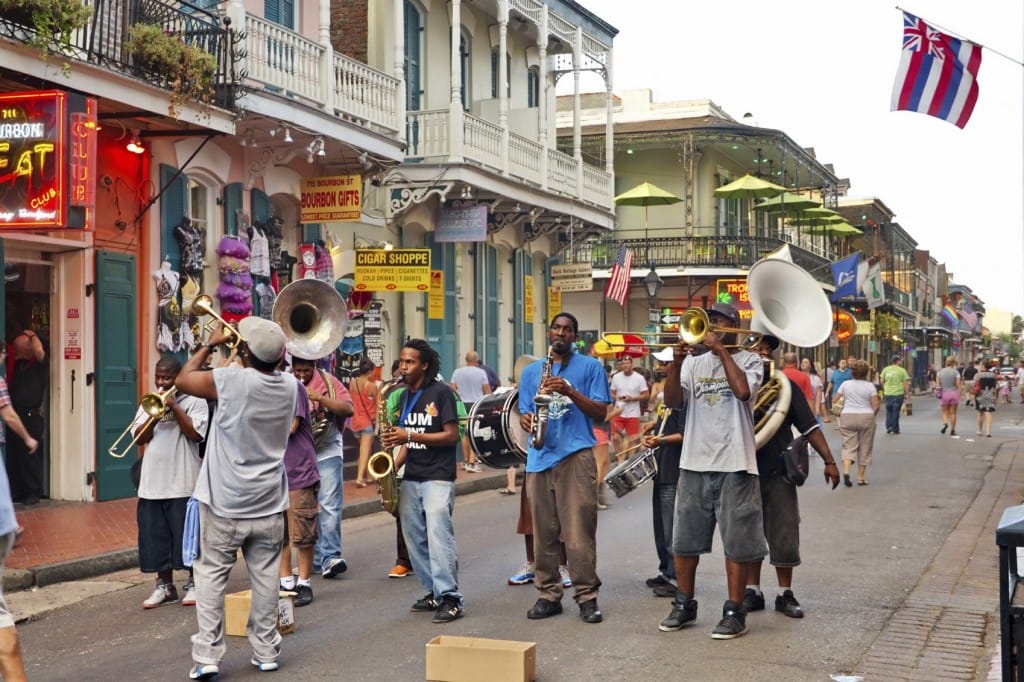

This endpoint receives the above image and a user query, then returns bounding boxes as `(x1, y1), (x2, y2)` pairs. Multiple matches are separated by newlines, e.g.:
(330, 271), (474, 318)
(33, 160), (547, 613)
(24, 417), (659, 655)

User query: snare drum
(467, 390), (529, 469)
(604, 448), (658, 498)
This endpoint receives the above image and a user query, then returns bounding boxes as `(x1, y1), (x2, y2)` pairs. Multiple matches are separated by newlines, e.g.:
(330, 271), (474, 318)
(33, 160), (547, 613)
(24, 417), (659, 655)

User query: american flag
(891, 11), (982, 129)
(604, 244), (633, 306)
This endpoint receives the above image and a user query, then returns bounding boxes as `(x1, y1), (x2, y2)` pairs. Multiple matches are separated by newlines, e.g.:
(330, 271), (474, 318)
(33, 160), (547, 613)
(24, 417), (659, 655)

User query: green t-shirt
(880, 364), (910, 396)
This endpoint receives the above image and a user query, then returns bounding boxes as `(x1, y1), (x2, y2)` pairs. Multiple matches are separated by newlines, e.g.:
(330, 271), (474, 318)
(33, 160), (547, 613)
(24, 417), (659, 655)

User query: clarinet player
(518, 312), (612, 624)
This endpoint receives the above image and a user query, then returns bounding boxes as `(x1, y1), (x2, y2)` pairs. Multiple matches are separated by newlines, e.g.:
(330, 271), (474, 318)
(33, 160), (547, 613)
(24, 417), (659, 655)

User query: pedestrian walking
(975, 361), (998, 438)
(936, 357), (962, 437)
(835, 360), (880, 486)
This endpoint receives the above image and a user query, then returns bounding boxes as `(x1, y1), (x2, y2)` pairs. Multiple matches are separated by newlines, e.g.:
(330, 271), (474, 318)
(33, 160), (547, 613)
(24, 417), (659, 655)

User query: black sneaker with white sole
(710, 600), (747, 639)
(741, 588), (765, 612)
(774, 589), (804, 618)
(432, 597), (464, 623)
(658, 594), (698, 631)
(411, 593), (440, 612)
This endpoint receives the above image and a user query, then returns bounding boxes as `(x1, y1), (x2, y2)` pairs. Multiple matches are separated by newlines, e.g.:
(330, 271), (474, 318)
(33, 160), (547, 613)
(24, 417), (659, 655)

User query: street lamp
(643, 266), (663, 299)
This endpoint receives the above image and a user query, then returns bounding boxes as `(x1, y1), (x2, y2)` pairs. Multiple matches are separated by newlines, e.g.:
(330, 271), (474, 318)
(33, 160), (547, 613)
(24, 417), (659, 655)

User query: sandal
(857, 480), (868, 486)
(354, 480), (368, 488)
(498, 488), (516, 495)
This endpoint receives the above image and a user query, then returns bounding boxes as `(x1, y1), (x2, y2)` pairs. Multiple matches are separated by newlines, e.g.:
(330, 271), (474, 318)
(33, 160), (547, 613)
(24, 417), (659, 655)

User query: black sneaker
(432, 597), (464, 623)
(578, 599), (603, 623)
(711, 600), (747, 639)
(293, 584), (313, 607)
(741, 588), (765, 612)
(645, 575), (670, 588)
(411, 593), (439, 612)
(774, 589), (804, 619)
(658, 594), (698, 631)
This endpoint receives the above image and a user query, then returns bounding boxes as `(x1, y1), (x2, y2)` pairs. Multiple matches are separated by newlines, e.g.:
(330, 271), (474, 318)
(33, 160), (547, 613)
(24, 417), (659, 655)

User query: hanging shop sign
(524, 274), (535, 323)
(0, 90), (97, 231)
(299, 174), (361, 223)
(435, 204), (487, 242)
(354, 248), (431, 292)
(551, 262), (593, 293)
(428, 270), (444, 319)
(716, 278), (752, 320)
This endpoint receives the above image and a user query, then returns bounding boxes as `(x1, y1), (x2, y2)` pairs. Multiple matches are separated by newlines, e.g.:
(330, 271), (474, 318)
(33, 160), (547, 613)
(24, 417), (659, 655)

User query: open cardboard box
(426, 636), (535, 682)
(225, 589), (296, 637)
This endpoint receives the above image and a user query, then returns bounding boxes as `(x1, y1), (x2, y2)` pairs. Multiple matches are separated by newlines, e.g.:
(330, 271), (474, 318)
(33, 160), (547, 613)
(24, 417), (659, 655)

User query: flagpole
(895, 5), (1024, 67)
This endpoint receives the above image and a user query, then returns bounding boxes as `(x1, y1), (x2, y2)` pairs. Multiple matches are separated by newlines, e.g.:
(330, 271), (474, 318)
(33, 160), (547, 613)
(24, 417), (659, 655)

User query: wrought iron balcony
(0, 0), (237, 111)
(563, 235), (833, 281)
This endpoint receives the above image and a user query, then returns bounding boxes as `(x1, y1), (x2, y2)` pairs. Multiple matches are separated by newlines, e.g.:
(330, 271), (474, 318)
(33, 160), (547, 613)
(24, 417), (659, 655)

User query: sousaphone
(272, 279), (349, 360)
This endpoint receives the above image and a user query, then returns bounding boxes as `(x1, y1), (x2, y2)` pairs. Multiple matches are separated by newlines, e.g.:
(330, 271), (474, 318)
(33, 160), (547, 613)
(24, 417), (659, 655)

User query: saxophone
(530, 347), (554, 448)
(367, 377), (403, 516)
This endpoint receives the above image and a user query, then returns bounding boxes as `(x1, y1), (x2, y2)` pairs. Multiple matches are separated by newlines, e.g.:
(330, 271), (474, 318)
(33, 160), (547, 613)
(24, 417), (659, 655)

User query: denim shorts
(758, 473), (800, 567)
(352, 426), (375, 437)
(672, 470), (767, 563)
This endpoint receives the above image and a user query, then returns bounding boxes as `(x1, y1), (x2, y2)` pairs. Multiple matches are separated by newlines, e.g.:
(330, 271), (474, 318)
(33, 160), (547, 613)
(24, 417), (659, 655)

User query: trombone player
(177, 317), (297, 679)
(134, 355), (208, 610)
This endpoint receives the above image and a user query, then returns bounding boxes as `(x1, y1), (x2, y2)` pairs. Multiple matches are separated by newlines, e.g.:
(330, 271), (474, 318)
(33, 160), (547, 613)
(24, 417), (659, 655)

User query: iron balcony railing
(0, 0), (237, 111)
(563, 235), (833, 282)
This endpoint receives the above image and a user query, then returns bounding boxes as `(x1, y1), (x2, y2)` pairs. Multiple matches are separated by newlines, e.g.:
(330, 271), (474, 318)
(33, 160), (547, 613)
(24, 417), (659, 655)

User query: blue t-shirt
(830, 367), (852, 398)
(519, 352), (611, 473)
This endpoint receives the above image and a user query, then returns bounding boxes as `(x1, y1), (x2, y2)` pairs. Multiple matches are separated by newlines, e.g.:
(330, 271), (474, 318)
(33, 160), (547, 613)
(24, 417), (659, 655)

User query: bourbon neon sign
(0, 90), (96, 231)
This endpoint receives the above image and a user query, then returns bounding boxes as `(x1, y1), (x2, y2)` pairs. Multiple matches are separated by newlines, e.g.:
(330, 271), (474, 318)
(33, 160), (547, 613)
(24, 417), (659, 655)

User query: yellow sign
(428, 270), (444, 319)
(354, 249), (431, 292)
(524, 275), (535, 323)
(547, 286), (561, 321)
(299, 174), (362, 223)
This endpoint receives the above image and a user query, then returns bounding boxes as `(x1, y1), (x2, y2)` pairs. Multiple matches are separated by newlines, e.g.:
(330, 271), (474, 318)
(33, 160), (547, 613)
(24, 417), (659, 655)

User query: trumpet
(108, 387), (177, 458)
(678, 308), (762, 350)
(192, 294), (244, 349)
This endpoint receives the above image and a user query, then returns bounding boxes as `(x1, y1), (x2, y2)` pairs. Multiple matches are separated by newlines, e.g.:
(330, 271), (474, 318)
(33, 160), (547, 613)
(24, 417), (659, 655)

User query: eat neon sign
(0, 90), (96, 231)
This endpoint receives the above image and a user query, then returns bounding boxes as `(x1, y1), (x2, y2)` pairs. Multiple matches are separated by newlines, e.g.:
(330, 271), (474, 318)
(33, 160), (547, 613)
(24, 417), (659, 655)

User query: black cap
(706, 302), (739, 325)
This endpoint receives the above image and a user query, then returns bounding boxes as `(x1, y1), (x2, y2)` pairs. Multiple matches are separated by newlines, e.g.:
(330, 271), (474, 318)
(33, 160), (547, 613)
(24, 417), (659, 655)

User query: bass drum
(467, 390), (529, 469)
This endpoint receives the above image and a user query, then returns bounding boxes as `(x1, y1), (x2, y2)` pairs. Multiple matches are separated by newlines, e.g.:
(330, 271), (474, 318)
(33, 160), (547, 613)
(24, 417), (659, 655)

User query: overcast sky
(573, 0), (1024, 314)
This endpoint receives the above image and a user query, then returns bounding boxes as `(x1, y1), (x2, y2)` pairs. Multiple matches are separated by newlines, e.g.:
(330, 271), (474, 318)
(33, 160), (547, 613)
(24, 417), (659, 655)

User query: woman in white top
(835, 360), (881, 487)
(801, 357), (825, 422)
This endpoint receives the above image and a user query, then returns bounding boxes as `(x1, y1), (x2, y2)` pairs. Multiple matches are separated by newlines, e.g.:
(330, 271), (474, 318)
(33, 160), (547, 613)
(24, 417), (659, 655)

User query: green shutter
(251, 188), (270, 225)
(485, 245), (498, 367)
(222, 183), (243, 236)
(425, 235), (456, 375)
(513, 249), (525, 359)
(545, 256), (558, 328)
(302, 224), (322, 243)
(159, 164), (187, 272)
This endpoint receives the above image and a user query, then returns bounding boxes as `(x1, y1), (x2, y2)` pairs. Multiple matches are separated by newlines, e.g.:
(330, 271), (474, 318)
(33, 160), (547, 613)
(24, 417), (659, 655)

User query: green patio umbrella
(614, 181), (682, 238)
(712, 174), (786, 200)
(803, 221), (863, 236)
(753, 192), (820, 213)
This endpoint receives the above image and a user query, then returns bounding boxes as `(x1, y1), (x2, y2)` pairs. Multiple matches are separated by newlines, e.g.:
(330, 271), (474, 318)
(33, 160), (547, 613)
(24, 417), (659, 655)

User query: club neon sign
(0, 90), (96, 231)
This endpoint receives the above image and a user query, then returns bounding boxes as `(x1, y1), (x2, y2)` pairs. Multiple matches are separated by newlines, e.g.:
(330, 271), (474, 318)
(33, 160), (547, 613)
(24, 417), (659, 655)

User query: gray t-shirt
(937, 367), (960, 391)
(450, 365), (489, 404)
(136, 394), (208, 500)
(192, 365), (296, 519)
(679, 349), (763, 474)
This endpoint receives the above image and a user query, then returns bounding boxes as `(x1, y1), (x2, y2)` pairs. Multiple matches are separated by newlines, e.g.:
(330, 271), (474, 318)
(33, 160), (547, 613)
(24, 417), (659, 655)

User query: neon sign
(0, 90), (96, 231)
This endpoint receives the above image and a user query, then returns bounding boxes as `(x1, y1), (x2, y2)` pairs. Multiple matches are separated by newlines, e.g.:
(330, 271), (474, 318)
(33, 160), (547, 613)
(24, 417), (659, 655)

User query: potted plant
(126, 23), (218, 117)
(0, 0), (91, 65)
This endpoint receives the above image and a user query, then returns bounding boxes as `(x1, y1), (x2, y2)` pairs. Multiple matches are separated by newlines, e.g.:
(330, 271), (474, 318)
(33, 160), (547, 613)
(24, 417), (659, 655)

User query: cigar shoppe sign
(0, 90), (97, 231)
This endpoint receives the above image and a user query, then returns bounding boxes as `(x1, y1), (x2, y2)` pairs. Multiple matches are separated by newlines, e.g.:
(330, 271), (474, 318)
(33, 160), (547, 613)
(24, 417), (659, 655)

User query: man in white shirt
(450, 351), (491, 472)
(1015, 362), (1024, 404)
(609, 357), (649, 463)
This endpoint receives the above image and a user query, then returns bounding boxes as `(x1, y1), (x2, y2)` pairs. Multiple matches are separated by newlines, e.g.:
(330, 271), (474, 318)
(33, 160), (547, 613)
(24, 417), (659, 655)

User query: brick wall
(331, 0), (368, 63)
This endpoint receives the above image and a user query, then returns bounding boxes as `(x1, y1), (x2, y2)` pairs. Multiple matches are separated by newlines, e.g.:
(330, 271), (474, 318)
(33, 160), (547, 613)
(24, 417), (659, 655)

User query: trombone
(600, 308), (762, 351)
(193, 294), (244, 349)
(108, 387), (177, 458)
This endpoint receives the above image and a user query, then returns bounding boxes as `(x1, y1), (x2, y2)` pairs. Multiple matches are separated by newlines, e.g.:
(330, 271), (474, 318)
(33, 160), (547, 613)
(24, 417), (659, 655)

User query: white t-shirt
(610, 371), (648, 419)
(809, 374), (824, 406)
(836, 379), (877, 414)
(1015, 368), (1024, 386)
(192, 365), (297, 519)
(679, 349), (763, 474)
(136, 394), (208, 500)
(450, 365), (490, 404)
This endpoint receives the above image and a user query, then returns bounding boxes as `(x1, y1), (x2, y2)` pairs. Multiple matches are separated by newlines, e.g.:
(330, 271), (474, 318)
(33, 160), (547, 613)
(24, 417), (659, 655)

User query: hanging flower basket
(0, 0), (91, 63)
(126, 23), (217, 116)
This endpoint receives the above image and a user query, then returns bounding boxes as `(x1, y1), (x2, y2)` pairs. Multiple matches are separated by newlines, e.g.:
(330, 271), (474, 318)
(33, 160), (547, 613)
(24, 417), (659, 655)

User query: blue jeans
(884, 395), (904, 433)
(652, 483), (676, 582)
(399, 479), (463, 605)
(314, 456), (344, 571)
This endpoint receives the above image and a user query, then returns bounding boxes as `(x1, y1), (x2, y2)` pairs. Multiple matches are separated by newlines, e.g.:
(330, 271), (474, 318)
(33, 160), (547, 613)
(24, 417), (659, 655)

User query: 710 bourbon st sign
(0, 90), (96, 231)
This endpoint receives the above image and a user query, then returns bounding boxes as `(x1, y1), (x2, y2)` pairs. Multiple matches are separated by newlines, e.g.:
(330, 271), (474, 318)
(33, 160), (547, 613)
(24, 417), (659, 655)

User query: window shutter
(222, 183), (243, 236)
(159, 164), (187, 272)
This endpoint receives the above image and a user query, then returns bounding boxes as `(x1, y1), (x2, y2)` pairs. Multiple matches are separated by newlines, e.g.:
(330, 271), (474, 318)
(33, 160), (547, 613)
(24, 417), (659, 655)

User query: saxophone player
(289, 357), (354, 580)
(517, 312), (612, 624)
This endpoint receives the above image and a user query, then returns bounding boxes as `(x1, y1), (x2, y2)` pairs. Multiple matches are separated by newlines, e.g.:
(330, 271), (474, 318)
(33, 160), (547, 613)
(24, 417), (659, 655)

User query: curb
(3, 470), (512, 593)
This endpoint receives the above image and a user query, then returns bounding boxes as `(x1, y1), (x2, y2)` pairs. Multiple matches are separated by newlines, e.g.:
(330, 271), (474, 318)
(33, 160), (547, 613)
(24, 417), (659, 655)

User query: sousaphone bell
(272, 279), (349, 360)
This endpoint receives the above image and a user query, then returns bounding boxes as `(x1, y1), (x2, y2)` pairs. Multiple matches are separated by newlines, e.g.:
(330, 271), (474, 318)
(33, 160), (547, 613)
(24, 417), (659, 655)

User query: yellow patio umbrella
(614, 181), (682, 231)
(712, 174), (786, 200)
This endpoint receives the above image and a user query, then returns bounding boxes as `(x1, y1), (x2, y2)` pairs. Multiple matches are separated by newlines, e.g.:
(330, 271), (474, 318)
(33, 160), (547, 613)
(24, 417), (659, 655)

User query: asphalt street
(13, 397), (1018, 681)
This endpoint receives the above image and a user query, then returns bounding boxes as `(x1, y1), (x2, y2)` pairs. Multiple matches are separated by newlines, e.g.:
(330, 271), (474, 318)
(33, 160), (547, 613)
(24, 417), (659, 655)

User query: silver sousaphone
(272, 279), (349, 360)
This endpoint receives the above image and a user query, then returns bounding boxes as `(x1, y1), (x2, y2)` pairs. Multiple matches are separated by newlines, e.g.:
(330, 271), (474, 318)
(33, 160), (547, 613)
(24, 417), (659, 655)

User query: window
(404, 1), (422, 111)
(264, 0), (294, 29)
(491, 50), (511, 99)
(460, 32), (471, 110)
(527, 67), (540, 108)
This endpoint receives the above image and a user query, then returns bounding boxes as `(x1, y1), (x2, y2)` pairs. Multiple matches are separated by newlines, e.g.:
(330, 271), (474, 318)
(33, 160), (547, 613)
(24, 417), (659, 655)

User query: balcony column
(449, 0), (465, 163)
(226, 0), (247, 80)
(318, 0), (333, 110)
(604, 46), (614, 202)
(498, 0), (509, 175)
(394, 0), (406, 133)
(573, 27), (583, 199)
(538, 5), (548, 189)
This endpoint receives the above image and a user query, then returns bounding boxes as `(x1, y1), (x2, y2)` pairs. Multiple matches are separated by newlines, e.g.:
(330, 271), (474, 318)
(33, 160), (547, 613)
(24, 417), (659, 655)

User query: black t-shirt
(653, 407), (685, 486)
(756, 378), (817, 478)
(10, 359), (47, 412)
(396, 381), (459, 482)
(962, 366), (978, 381)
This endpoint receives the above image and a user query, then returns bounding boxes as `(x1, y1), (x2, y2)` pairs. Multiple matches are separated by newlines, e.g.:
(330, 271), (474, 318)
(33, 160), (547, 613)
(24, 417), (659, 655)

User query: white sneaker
(143, 582), (178, 609)
(181, 582), (197, 607)
(251, 657), (279, 672)
(559, 565), (573, 589)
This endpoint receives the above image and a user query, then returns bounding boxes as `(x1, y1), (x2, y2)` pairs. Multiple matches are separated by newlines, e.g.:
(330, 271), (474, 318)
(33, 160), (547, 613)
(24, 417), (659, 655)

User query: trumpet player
(518, 312), (611, 624)
(134, 355), (208, 611)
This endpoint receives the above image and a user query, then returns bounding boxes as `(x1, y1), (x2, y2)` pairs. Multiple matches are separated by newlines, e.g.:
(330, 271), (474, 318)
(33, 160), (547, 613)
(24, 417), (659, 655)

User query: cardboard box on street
(425, 636), (535, 682)
(224, 589), (296, 637)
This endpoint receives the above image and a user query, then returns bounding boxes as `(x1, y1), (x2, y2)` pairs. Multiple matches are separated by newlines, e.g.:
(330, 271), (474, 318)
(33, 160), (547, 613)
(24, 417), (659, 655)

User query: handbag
(830, 394), (845, 417)
(781, 435), (810, 486)
(934, 386), (942, 399)
(971, 382), (983, 396)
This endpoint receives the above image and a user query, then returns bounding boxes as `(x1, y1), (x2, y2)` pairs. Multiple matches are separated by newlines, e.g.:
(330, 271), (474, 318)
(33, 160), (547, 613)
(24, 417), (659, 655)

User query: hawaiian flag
(604, 244), (633, 306)
(891, 11), (982, 129)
